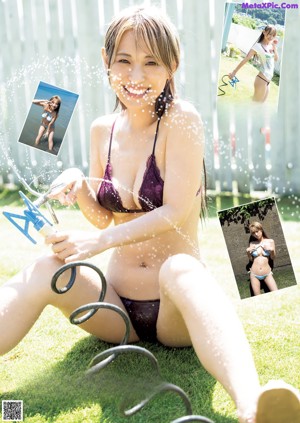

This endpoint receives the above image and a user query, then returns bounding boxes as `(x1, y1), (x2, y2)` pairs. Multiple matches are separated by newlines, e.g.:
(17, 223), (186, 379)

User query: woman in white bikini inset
(33, 95), (61, 151)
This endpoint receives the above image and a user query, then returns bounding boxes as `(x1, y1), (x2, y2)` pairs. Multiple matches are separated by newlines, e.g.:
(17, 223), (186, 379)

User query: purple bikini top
(97, 118), (164, 213)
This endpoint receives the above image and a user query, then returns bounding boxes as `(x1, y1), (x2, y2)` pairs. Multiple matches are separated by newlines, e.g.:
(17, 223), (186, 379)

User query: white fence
(0, 0), (300, 196)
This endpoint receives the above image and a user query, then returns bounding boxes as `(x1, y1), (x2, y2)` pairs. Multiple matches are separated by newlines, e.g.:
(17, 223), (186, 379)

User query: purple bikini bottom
(120, 297), (160, 342)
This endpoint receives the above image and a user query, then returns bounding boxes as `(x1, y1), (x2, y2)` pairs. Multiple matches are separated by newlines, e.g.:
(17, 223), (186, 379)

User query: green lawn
(217, 54), (280, 107)
(0, 200), (299, 423)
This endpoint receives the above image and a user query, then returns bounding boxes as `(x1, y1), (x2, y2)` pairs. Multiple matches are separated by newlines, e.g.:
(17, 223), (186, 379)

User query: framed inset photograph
(217, 2), (286, 107)
(18, 81), (79, 156)
(218, 197), (297, 299)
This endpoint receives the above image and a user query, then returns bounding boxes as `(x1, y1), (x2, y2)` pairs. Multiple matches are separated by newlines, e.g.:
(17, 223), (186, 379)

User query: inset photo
(18, 81), (79, 155)
(217, 2), (286, 107)
(218, 197), (297, 300)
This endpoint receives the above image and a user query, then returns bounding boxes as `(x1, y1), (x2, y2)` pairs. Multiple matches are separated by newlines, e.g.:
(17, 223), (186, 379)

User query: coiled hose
(218, 74), (239, 96)
(51, 261), (215, 423)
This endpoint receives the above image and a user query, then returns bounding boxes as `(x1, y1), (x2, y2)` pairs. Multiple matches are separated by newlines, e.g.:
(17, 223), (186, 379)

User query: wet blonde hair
(104, 6), (180, 117)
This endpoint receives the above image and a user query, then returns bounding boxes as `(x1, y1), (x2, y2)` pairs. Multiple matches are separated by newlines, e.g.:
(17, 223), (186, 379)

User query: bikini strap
(107, 118), (118, 163)
(109, 116), (161, 160)
(152, 118), (162, 155)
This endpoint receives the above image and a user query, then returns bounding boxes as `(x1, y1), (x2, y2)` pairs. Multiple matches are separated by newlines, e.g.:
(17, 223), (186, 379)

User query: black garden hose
(217, 74), (239, 96)
(50, 261), (216, 423)
(218, 74), (230, 96)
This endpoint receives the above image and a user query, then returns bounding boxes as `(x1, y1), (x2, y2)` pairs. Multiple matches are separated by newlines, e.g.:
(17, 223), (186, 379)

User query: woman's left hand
(48, 168), (85, 206)
(262, 240), (274, 252)
(45, 231), (102, 263)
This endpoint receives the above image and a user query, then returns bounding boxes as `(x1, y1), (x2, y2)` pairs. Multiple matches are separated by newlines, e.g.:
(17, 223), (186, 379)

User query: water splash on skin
(2, 55), (298, 252)
(85, 176), (201, 256)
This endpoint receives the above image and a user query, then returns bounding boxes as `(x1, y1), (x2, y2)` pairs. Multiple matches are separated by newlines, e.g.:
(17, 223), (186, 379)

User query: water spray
(1, 166), (215, 422)
(2, 163), (63, 243)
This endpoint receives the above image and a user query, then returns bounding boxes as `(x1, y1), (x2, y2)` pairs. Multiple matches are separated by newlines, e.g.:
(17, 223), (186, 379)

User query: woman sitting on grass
(0, 7), (299, 423)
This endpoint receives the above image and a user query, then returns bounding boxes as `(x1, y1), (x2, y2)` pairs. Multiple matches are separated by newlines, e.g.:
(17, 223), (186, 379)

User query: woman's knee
(29, 254), (68, 289)
(159, 254), (205, 294)
(250, 278), (261, 295)
(265, 275), (278, 291)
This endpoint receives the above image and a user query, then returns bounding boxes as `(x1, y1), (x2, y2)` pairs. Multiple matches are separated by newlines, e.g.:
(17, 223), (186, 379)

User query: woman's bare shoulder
(91, 113), (118, 132)
(167, 99), (201, 120)
(90, 113), (118, 145)
(164, 100), (203, 141)
(266, 238), (275, 244)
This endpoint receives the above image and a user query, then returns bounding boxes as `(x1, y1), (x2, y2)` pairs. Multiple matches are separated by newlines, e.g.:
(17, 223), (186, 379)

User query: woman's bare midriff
(251, 256), (271, 277)
(106, 201), (201, 300)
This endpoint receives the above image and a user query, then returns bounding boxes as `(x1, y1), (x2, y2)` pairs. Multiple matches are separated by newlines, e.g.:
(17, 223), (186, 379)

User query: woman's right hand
(228, 71), (236, 80)
(246, 246), (256, 254)
(48, 168), (85, 206)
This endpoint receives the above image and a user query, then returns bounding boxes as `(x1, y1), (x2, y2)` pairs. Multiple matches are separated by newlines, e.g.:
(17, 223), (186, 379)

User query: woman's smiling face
(104, 30), (169, 112)
(49, 99), (60, 111)
(263, 29), (276, 44)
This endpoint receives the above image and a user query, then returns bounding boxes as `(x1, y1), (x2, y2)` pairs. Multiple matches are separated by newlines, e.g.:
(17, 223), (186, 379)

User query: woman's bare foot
(239, 381), (300, 423)
(256, 381), (300, 423)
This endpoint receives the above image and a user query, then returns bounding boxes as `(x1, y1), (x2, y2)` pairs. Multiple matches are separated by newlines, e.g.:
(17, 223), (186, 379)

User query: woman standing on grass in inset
(229, 25), (279, 102)
(0, 7), (299, 423)
(33, 95), (61, 151)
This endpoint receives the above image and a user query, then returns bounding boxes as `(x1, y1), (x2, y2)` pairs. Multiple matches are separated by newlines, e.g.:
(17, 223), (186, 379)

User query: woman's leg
(250, 274), (262, 296)
(35, 125), (46, 146)
(264, 273), (278, 292)
(0, 254), (138, 356)
(253, 76), (268, 102)
(262, 83), (270, 102)
(48, 129), (55, 151)
(157, 254), (261, 423)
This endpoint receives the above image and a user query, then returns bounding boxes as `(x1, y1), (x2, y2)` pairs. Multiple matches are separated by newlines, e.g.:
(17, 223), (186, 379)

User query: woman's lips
(124, 86), (150, 98)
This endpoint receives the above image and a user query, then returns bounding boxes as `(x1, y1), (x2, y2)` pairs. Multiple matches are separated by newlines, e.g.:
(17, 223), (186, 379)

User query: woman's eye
(118, 59), (130, 64)
(146, 61), (158, 66)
